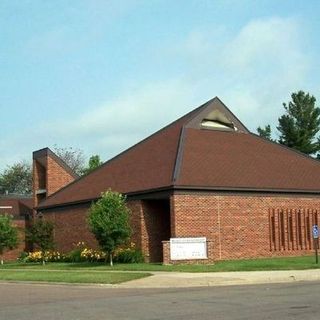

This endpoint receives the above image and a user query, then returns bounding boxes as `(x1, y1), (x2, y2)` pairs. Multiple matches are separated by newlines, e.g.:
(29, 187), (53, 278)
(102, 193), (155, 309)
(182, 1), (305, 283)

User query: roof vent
(201, 119), (236, 131)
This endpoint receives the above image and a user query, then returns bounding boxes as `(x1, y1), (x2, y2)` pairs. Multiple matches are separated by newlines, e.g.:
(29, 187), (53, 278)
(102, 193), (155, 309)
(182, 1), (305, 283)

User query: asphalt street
(1, 281), (320, 320)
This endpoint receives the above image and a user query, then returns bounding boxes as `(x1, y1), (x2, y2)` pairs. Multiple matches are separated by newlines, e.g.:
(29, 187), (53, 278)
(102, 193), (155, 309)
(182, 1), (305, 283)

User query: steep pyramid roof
(38, 97), (320, 209)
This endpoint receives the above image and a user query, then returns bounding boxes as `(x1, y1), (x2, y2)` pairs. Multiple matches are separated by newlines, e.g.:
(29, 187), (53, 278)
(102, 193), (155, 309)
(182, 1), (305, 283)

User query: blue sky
(1, 0), (320, 169)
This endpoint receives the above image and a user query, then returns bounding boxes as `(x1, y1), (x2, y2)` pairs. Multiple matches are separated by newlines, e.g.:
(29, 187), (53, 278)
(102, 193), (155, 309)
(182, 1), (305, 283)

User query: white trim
(0, 206), (13, 209)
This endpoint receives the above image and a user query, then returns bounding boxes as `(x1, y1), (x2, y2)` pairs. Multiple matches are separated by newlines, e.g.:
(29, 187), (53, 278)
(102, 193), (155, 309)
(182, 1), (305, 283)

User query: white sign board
(170, 237), (207, 260)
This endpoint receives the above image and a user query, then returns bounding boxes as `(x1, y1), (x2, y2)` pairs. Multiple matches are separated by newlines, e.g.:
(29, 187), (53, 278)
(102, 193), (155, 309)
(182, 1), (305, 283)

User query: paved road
(1, 281), (320, 320)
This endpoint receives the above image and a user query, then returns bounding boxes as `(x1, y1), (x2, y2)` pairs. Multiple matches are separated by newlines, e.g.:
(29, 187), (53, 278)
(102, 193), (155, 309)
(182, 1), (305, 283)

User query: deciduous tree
(0, 214), (19, 264)
(88, 190), (131, 266)
(0, 161), (32, 195)
(53, 145), (86, 176)
(27, 218), (54, 265)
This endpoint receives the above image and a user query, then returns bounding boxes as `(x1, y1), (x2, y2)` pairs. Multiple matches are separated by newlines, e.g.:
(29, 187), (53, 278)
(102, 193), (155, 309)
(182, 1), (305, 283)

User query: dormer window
(201, 119), (235, 131)
(184, 97), (249, 133)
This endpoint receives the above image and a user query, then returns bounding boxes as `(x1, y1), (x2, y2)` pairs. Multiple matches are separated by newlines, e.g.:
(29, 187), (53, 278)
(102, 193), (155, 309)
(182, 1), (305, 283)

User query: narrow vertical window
(280, 211), (285, 249)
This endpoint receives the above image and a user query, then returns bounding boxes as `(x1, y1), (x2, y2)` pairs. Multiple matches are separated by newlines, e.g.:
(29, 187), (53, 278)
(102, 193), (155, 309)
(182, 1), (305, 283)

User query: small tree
(81, 155), (103, 175)
(88, 190), (131, 266)
(27, 218), (54, 265)
(0, 214), (19, 265)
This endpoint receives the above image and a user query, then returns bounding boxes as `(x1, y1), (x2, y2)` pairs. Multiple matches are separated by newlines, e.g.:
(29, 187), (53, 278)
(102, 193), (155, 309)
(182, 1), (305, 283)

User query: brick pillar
(170, 194), (176, 237)
(33, 148), (78, 210)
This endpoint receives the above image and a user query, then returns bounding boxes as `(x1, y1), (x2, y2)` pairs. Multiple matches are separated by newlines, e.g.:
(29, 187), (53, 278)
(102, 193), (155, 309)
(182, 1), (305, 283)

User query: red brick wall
(140, 199), (170, 262)
(38, 192), (320, 263)
(33, 154), (76, 209)
(44, 203), (142, 254)
(171, 193), (320, 261)
(44, 204), (97, 253)
(128, 199), (171, 262)
(42, 199), (171, 263)
(126, 200), (143, 251)
(46, 155), (75, 196)
(33, 161), (46, 209)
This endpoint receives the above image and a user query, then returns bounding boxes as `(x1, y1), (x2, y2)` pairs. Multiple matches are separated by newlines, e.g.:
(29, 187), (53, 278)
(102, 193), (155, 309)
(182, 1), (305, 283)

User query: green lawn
(0, 269), (150, 284)
(1, 255), (319, 273)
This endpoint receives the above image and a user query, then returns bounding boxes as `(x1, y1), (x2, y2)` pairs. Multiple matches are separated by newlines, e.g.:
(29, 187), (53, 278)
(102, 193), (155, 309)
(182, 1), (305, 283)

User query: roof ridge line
(171, 98), (221, 184)
(249, 132), (320, 165)
(214, 97), (250, 133)
(172, 126), (186, 183)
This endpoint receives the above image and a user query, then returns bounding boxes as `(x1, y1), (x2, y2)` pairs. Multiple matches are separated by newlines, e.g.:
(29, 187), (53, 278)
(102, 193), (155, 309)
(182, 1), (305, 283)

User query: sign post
(312, 225), (319, 264)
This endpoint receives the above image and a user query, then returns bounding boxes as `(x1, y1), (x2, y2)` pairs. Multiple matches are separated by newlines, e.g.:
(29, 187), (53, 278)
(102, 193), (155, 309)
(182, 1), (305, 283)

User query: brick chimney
(33, 148), (78, 209)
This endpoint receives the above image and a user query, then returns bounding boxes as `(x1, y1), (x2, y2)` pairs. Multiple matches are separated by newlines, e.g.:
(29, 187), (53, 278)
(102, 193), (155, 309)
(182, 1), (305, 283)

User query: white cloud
(0, 79), (201, 169)
(222, 17), (302, 71)
(1, 16), (313, 169)
(173, 16), (310, 131)
(219, 17), (310, 131)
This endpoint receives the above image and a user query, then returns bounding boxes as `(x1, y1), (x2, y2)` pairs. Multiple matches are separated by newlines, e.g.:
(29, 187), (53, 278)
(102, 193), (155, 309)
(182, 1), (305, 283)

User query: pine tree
(277, 91), (320, 155)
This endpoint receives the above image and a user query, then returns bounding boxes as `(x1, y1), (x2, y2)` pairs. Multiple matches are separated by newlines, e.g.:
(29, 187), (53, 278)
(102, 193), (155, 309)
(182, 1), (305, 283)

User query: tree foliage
(0, 161), (32, 195)
(27, 218), (54, 265)
(53, 145), (86, 176)
(87, 190), (131, 266)
(257, 91), (320, 156)
(0, 214), (19, 264)
(81, 155), (103, 175)
(257, 125), (273, 141)
(277, 91), (320, 155)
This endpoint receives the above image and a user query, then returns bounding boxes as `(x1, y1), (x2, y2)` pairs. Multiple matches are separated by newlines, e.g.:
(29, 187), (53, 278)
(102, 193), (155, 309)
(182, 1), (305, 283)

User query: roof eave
(37, 184), (320, 211)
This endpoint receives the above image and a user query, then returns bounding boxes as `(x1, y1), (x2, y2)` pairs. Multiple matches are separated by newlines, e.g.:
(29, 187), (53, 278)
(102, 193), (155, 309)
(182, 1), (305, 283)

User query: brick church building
(30, 97), (320, 264)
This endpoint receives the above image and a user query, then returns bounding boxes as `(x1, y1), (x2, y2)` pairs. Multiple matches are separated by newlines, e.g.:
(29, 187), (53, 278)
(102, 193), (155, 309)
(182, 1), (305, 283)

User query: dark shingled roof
(37, 97), (320, 209)
(0, 195), (32, 218)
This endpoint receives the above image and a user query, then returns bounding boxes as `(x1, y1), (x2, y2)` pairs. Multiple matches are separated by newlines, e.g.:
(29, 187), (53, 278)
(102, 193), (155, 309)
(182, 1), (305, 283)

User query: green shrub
(114, 248), (144, 263)
(65, 248), (85, 262)
(64, 242), (106, 263)
(18, 251), (29, 262)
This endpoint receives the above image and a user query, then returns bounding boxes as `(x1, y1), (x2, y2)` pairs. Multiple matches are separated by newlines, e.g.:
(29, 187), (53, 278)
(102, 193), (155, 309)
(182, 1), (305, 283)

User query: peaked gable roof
(38, 97), (222, 208)
(37, 97), (320, 209)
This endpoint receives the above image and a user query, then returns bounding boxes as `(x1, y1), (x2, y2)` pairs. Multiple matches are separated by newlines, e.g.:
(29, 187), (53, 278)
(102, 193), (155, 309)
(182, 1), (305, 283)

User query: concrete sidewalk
(116, 269), (320, 288)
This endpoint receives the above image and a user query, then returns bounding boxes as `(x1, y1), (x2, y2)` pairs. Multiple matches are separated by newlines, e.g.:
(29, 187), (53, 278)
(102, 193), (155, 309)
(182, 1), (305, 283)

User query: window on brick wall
(269, 208), (319, 251)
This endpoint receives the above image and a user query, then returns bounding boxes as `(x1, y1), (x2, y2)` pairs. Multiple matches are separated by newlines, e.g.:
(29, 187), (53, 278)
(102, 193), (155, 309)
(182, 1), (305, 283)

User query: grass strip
(1, 256), (320, 273)
(0, 270), (151, 284)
